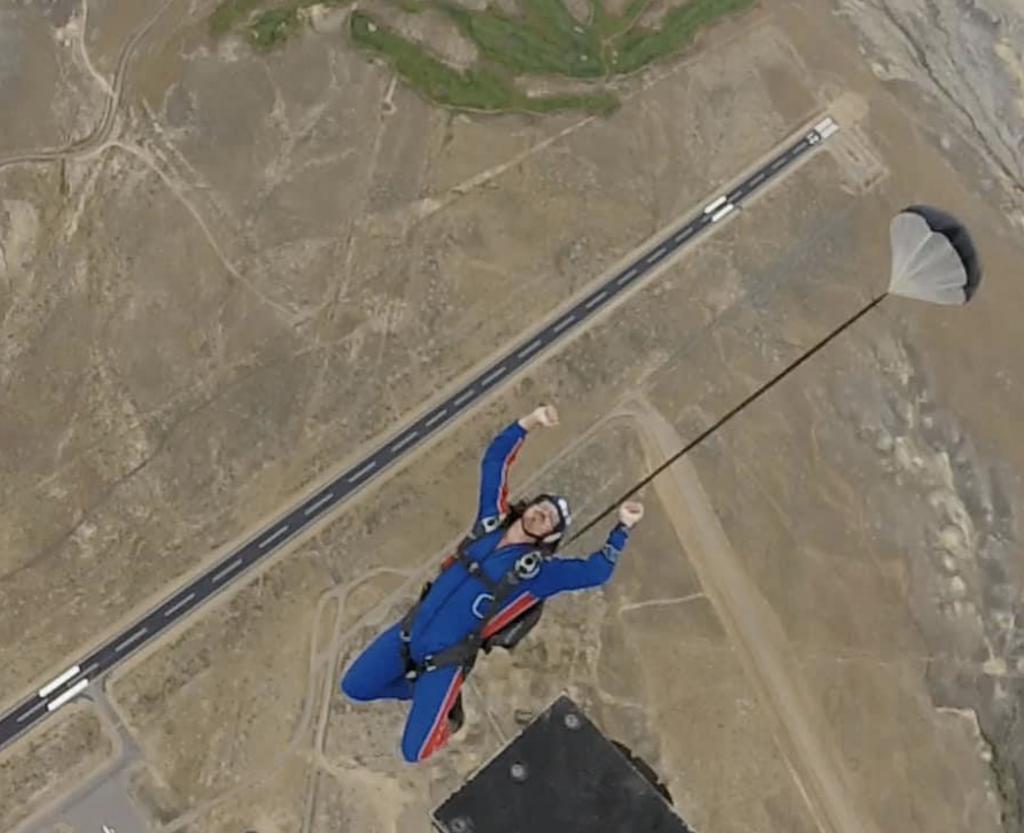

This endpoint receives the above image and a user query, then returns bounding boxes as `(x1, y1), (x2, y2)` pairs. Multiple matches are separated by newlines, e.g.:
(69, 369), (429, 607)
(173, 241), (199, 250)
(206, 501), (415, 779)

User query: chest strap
(398, 516), (534, 680)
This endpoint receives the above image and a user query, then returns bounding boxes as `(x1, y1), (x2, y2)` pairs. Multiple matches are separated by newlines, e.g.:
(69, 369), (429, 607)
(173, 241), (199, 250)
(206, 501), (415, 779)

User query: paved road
(23, 762), (152, 833)
(0, 116), (838, 751)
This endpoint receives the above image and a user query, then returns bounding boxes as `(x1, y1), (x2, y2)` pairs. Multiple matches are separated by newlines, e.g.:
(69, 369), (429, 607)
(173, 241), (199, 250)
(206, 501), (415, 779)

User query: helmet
(527, 493), (572, 545)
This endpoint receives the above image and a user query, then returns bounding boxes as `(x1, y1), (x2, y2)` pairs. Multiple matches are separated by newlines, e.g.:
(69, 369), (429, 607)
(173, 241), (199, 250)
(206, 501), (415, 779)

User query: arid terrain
(1, 0), (1023, 831)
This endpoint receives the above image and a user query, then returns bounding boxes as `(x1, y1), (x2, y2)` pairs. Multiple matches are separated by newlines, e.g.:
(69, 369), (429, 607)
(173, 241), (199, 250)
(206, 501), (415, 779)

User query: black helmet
(525, 493), (572, 545)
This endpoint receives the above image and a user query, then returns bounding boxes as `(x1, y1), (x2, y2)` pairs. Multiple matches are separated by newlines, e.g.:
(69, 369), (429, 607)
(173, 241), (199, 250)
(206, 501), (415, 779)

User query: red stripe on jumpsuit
(417, 669), (465, 761)
(440, 436), (524, 570)
(497, 437), (524, 514)
(482, 592), (538, 639)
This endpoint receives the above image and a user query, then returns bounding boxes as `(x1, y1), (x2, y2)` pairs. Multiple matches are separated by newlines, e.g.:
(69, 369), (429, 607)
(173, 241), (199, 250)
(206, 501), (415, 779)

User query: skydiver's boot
(448, 693), (465, 736)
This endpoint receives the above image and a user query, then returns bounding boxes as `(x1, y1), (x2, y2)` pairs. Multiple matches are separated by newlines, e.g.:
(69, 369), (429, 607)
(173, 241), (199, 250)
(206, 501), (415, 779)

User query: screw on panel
(510, 762), (528, 782)
(564, 713), (581, 730)
(450, 818), (471, 833)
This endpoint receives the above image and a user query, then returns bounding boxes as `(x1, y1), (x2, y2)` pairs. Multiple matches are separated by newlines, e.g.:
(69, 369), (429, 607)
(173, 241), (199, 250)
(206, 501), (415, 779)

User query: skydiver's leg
(400, 665), (465, 763)
(339, 622), (414, 702)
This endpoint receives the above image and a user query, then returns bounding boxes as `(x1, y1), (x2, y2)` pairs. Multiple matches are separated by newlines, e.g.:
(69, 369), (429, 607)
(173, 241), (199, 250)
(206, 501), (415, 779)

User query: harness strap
(408, 568), (521, 676)
(399, 514), (532, 680)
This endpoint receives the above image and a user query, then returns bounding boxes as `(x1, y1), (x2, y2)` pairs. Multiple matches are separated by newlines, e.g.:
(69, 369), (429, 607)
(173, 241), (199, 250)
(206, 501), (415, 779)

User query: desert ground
(1, 0), (1023, 831)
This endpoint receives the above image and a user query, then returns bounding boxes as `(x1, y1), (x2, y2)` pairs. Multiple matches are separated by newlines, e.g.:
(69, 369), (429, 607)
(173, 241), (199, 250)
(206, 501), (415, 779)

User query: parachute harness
(397, 511), (549, 681)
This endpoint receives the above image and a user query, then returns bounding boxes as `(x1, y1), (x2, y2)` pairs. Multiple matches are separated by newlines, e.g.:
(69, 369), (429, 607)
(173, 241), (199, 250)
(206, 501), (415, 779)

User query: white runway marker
(164, 592), (196, 618)
(517, 339), (543, 359)
(616, 267), (639, 286)
(38, 665), (81, 698)
(479, 365), (507, 387)
(258, 524), (291, 549)
(303, 492), (335, 517)
(703, 195), (728, 214)
(425, 409), (449, 428)
(711, 204), (736, 223)
(211, 559), (243, 585)
(390, 431), (420, 454)
(114, 628), (148, 653)
(646, 246), (668, 263)
(552, 314), (576, 334)
(46, 678), (89, 712)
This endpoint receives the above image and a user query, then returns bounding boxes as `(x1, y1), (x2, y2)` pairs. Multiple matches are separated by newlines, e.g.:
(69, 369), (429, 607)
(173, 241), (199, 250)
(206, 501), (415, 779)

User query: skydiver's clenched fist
(520, 404), (559, 430)
(618, 501), (644, 528)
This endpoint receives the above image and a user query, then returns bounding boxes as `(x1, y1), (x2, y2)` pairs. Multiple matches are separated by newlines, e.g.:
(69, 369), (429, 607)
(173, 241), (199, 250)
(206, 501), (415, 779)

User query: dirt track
(629, 394), (881, 833)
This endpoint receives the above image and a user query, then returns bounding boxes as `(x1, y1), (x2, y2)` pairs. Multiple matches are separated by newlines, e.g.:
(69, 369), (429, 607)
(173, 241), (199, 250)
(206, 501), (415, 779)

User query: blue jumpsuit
(339, 420), (632, 763)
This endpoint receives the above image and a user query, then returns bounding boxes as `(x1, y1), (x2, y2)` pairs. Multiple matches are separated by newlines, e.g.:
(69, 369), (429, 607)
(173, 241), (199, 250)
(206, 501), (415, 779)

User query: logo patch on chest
(514, 551), (542, 580)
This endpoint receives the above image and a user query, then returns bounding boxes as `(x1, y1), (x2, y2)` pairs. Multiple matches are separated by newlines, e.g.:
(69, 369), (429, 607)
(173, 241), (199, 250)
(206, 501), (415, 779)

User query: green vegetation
(587, 0), (651, 39)
(208, 0), (266, 36)
(352, 12), (517, 109)
(525, 89), (619, 114)
(441, 2), (603, 78)
(209, 0), (755, 113)
(250, 7), (300, 49)
(611, 0), (753, 73)
(208, 0), (354, 47)
(350, 11), (617, 113)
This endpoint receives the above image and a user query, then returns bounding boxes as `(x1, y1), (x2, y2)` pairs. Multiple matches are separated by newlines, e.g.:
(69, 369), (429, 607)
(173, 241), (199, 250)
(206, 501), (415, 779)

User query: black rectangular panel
(432, 694), (694, 833)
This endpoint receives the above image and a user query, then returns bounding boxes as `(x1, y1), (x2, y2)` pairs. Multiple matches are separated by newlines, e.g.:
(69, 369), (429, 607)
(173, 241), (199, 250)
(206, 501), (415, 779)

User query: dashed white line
(390, 430), (420, 454)
(17, 700), (47, 723)
(303, 492), (335, 517)
(46, 679), (89, 712)
(391, 432), (419, 450)
(347, 459), (379, 483)
(646, 245), (668, 264)
(584, 290), (609, 311)
(164, 592), (196, 618)
(770, 157), (787, 171)
(425, 409), (449, 428)
(211, 558), (243, 585)
(703, 195), (728, 214)
(114, 628), (147, 654)
(80, 662), (100, 679)
(38, 665), (81, 698)
(453, 388), (476, 407)
(479, 365), (507, 388)
(258, 524), (291, 549)
(674, 228), (695, 245)
(517, 338), (544, 359)
(615, 267), (639, 286)
(552, 314), (577, 334)
(711, 204), (736, 223)
(749, 172), (766, 187)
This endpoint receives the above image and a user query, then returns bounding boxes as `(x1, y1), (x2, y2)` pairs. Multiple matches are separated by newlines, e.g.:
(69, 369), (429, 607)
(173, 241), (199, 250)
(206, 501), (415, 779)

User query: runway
(0, 115), (839, 751)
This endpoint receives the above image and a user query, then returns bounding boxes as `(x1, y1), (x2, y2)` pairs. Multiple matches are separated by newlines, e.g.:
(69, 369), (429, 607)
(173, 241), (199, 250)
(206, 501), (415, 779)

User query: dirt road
(628, 395), (878, 833)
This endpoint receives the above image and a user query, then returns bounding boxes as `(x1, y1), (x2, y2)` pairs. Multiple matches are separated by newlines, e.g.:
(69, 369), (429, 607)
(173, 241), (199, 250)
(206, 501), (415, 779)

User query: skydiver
(340, 404), (645, 763)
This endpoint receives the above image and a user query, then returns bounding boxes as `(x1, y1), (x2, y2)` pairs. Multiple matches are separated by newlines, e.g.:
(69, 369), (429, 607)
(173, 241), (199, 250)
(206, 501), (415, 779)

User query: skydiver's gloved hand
(618, 501), (644, 528)
(604, 500), (644, 561)
(518, 404), (559, 431)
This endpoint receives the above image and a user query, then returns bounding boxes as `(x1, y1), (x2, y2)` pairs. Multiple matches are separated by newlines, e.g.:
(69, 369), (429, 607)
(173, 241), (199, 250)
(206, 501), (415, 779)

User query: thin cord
(566, 292), (889, 544)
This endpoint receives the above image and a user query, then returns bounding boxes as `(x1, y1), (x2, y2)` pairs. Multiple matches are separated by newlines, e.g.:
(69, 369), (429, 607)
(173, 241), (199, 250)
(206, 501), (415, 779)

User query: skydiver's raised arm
(530, 501), (644, 595)
(475, 405), (559, 524)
